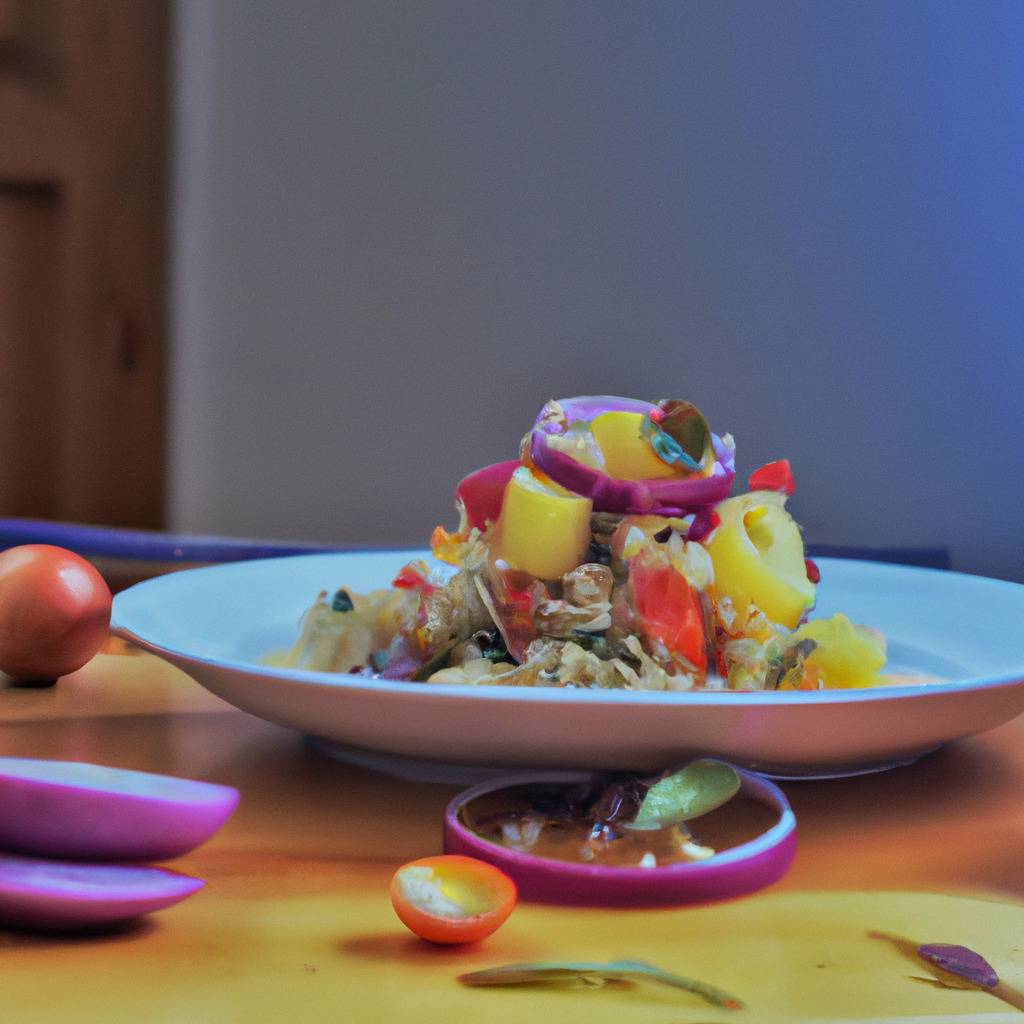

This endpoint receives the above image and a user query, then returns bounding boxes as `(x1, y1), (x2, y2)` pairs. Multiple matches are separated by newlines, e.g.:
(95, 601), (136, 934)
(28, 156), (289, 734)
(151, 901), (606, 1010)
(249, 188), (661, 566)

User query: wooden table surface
(3, 645), (1023, 1023)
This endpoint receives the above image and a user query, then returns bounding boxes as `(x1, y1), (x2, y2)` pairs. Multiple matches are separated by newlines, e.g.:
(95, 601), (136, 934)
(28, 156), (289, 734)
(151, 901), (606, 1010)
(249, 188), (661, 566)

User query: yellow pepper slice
(590, 411), (679, 480)
(704, 492), (815, 629)
(491, 467), (593, 580)
(795, 613), (887, 688)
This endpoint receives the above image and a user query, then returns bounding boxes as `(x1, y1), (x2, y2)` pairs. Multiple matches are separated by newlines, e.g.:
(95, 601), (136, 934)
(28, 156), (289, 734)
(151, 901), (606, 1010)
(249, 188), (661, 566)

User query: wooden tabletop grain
(2, 645), (1023, 1023)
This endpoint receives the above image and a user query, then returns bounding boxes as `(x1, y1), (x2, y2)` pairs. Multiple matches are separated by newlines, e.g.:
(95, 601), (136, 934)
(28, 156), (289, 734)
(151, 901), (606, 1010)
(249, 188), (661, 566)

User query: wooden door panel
(0, 0), (166, 528)
(0, 183), (61, 516)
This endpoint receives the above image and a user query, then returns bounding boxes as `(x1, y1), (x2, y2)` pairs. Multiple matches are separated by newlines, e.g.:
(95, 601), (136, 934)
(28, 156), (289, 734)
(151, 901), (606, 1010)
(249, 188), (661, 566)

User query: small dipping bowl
(443, 767), (796, 908)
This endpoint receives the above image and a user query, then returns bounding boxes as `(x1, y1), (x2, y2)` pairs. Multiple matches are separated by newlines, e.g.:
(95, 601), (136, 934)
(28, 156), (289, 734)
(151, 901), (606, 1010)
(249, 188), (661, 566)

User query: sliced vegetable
(704, 492), (815, 629)
(0, 758), (239, 860)
(391, 564), (437, 594)
(0, 544), (112, 680)
(454, 460), (520, 531)
(530, 429), (734, 515)
(491, 467), (593, 580)
(627, 554), (708, 672)
(460, 959), (744, 1009)
(390, 855), (517, 944)
(0, 852), (203, 931)
(610, 515), (688, 561)
(444, 768), (796, 907)
(529, 397), (734, 515)
(793, 614), (887, 688)
(748, 459), (795, 495)
(590, 411), (678, 480)
(474, 569), (543, 663)
(629, 760), (741, 831)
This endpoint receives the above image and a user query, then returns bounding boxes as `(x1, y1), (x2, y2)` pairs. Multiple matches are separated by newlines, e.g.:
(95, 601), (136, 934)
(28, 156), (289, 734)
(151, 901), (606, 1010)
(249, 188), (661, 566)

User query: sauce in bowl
(444, 766), (797, 907)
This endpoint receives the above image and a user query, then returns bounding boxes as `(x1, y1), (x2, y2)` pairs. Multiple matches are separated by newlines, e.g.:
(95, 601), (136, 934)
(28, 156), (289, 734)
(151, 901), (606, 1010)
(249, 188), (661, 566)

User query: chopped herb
(570, 631), (611, 658)
(459, 959), (744, 1010)
(331, 589), (355, 613)
(629, 760), (741, 831)
(656, 399), (712, 465)
(589, 512), (624, 538)
(653, 526), (673, 543)
(479, 632), (509, 662)
(764, 638), (817, 690)
(640, 416), (702, 472)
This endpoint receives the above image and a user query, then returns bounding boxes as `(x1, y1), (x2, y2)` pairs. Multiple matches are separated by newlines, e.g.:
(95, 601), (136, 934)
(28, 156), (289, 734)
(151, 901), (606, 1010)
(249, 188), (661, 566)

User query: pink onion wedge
(455, 459), (520, 531)
(0, 758), (239, 861)
(443, 767), (795, 908)
(529, 396), (735, 515)
(0, 852), (203, 931)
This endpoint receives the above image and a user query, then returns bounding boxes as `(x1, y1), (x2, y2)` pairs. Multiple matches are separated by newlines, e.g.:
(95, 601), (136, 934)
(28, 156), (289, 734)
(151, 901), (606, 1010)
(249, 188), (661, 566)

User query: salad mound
(272, 396), (886, 691)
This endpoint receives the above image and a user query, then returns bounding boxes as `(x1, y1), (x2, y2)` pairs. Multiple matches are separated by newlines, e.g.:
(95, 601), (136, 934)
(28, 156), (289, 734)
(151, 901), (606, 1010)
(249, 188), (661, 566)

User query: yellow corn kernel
(704, 492), (815, 629)
(590, 411), (679, 480)
(795, 613), (887, 688)
(491, 467), (593, 580)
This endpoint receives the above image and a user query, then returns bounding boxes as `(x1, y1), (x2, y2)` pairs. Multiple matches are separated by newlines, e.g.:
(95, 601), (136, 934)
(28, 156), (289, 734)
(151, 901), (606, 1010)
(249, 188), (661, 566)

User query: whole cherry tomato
(0, 545), (112, 680)
(390, 855), (517, 944)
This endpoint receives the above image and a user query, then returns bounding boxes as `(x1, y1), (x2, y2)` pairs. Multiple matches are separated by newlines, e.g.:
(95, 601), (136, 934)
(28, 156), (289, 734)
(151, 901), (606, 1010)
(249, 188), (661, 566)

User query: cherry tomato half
(747, 459), (795, 496)
(390, 855), (517, 944)
(0, 545), (112, 680)
(628, 555), (708, 672)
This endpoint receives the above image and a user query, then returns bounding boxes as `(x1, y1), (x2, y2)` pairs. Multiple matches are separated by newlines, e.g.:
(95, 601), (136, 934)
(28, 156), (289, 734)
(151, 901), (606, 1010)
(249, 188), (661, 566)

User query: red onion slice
(454, 460), (520, 531)
(0, 853), (203, 931)
(444, 767), (795, 908)
(0, 758), (239, 861)
(529, 429), (735, 515)
(534, 395), (657, 431)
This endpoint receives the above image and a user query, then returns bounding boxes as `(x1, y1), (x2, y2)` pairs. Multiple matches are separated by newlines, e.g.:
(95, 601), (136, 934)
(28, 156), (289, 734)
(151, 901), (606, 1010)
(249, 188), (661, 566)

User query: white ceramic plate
(111, 551), (1024, 778)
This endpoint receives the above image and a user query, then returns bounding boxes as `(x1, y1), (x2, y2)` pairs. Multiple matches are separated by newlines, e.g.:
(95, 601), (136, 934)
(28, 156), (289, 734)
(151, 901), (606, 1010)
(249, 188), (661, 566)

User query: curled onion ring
(529, 396), (736, 515)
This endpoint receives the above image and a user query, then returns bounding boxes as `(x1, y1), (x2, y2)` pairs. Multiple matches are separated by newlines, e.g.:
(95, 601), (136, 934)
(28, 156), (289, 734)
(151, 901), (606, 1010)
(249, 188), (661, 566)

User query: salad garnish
(459, 959), (745, 1010)
(270, 395), (889, 691)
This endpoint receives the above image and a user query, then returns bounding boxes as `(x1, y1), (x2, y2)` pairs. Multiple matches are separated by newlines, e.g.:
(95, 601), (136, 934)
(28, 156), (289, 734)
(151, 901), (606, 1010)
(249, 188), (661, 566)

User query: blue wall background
(171, 1), (1024, 580)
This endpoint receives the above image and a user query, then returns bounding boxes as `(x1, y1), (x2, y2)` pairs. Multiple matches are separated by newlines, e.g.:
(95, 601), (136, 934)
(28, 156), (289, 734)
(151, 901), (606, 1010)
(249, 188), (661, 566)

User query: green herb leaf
(459, 959), (743, 1009)
(331, 589), (355, 613)
(658, 400), (712, 466)
(480, 631), (509, 663)
(569, 631), (611, 658)
(629, 759), (741, 831)
(640, 416), (702, 473)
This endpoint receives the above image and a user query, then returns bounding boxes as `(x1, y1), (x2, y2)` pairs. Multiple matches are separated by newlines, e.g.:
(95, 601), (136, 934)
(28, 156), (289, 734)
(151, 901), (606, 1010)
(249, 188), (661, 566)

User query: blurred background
(2, 0), (1022, 580)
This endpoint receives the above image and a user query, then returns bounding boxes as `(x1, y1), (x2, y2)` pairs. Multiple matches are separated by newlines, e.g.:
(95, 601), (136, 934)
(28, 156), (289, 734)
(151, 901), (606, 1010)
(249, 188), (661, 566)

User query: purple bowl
(444, 768), (796, 908)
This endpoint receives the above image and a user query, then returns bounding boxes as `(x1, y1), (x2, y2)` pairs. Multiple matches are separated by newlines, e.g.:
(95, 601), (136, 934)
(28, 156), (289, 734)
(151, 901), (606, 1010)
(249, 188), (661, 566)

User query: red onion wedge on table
(0, 854), (203, 931)
(0, 758), (239, 861)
